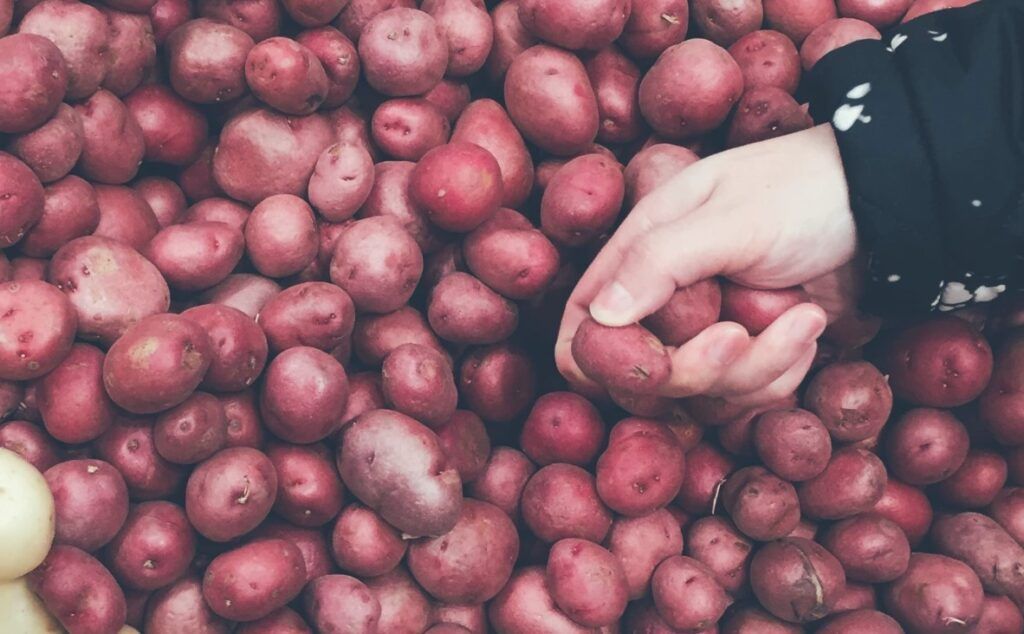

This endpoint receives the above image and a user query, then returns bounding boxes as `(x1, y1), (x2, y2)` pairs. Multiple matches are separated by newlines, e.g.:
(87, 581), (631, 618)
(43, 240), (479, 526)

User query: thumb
(589, 210), (733, 327)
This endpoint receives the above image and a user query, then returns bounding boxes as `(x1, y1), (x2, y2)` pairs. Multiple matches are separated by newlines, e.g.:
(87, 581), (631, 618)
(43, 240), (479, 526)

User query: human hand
(556, 124), (860, 406)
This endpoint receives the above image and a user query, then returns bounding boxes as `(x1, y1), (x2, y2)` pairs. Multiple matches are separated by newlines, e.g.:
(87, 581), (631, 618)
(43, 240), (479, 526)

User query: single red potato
(798, 447), (887, 519)
(45, 459), (129, 552)
(721, 466), (801, 541)
(410, 142), (503, 233)
(303, 575), (381, 634)
(728, 30), (802, 94)
(763, 0), (838, 43)
(884, 553), (984, 633)
(804, 361), (893, 443)
(358, 8), (448, 96)
(800, 18), (881, 70)
(545, 538), (628, 627)
(153, 392), (229, 465)
(540, 153), (625, 247)
(6, 104), (83, 185)
(185, 447), (278, 542)
(296, 27), (360, 108)
(651, 555), (732, 631)
(596, 419), (686, 517)
(517, 0), (630, 50)
(331, 503), (407, 577)
(38, 343), (114, 444)
(260, 346), (349, 444)
(821, 513), (910, 583)
(458, 343), (537, 424)
(936, 449), (1008, 508)
(609, 509), (685, 600)
(202, 538), (307, 622)
(0, 153), (44, 248)
(886, 407), (970, 485)
(95, 419), (188, 501)
(467, 447), (537, 521)
(27, 545), (128, 634)
(720, 283), (808, 335)
(462, 208), (561, 300)
(181, 303), (269, 392)
(753, 408), (832, 481)
(521, 463), (613, 543)
(451, 99), (535, 208)
(685, 516), (753, 595)
(750, 537), (846, 623)
(106, 501), (197, 591)
(520, 392), (606, 467)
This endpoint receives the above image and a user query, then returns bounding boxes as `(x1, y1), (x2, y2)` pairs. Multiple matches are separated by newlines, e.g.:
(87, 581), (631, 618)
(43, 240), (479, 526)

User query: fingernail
(591, 282), (633, 325)
(710, 334), (744, 365)
(790, 313), (827, 342)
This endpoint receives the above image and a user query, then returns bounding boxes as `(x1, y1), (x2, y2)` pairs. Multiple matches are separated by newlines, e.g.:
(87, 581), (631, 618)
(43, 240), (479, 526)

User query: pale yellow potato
(0, 577), (62, 633)
(0, 448), (56, 581)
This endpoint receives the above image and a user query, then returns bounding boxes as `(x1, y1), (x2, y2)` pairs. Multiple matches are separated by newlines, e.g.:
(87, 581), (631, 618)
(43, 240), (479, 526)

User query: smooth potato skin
(45, 459), (129, 552)
(185, 447), (278, 542)
(428, 272), (518, 345)
(521, 463), (613, 543)
(729, 29), (802, 94)
(467, 447), (537, 521)
(6, 104), (83, 184)
(245, 37), (329, 115)
(75, 91), (147, 185)
(821, 514), (910, 583)
(800, 17), (881, 70)
(753, 408), (831, 481)
(94, 419), (187, 501)
(203, 538), (307, 622)
(424, 0), (492, 77)
(505, 45), (600, 156)
(817, 609), (903, 633)
(839, 0), (911, 28)
(517, 0), (630, 50)
(764, 0), (838, 43)
(19, 0), (109, 100)
(720, 605), (802, 633)
(181, 304), (268, 392)
(38, 343), (114, 445)
(149, 0), (192, 45)
(337, 409), (463, 537)
(886, 408), (970, 485)
(979, 333), (1024, 445)
(642, 279), (721, 346)
(411, 142), (502, 233)
(352, 306), (443, 366)
(334, 0), (415, 42)
(676, 442), (736, 514)
(932, 513), (1024, 606)
(153, 392), (228, 465)
(452, 99), (535, 208)
(0, 34), (66, 133)
(462, 208), (560, 300)
(546, 538), (628, 627)
(245, 194), (319, 278)
(145, 221), (244, 292)
(1, 420), (59, 471)
(798, 447), (887, 519)
(307, 143), (374, 222)
(235, 608), (313, 634)
(257, 282), (355, 353)
(936, 449), (1007, 508)
(585, 45), (645, 144)
(296, 27), (360, 107)
(485, 0), (537, 81)
(884, 553), (984, 633)
(101, 9), (157, 97)
(28, 545), (128, 634)
(19, 177), (98, 258)
(572, 319), (671, 395)
(303, 575), (381, 634)
(541, 154), (625, 247)
(975, 595), (1024, 634)
(609, 509), (684, 599)
(329, 217), (424, 314)
(358, 160), (445, 254)
(0, 153), (44, 248)
(167, 19), (254, 104)
(750, 537), (846, 623)
(260, 346), (349, 443)
(0, 280), (76, 381)
(266, 442), (344, 527)
(488, 566), (595, 634)
(331, 503), (407, 576)
(93, 184), (160, 250)
(619, 0), (689, 59)
(358, 8), (447, 97)
(105, 501), (196, 591)
(693, 0), (764, 46)
(519, 392), (605, 467)
(597, 419), (685, 517)
(371, 98), (450, 161)
(145, 576), (231, 634)
(458, 343), (537, 423)
(124, 85), (207, 166)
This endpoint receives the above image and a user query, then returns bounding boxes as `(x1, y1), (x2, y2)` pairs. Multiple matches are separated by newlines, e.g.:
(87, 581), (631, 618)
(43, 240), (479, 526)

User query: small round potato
(884, 553), (984, 633)
(307, 142), (375, 222)
(572, 318), (671, 395)
(93, 184), (161, 250)
(0, 420), (60, 473)
(0, 33), (67, 133)
(521, 463), (612, 543)
(753, 408), (832, 481)
(821, 513), (910, 583)
(763, 0), (838, 43)
(726, 86), (813, 148)
(547, 538), (628, 627)
(798, 447), (887, 519)
(729, 29), (802, 94)
(596, 419), (685, 517)
(94, 420), (187, 500)
(458, 343), (537, 423)
(804, 361), (892, 443)
(371, 98), (451, 161)
(20, 177), (98, 258)
(351, 306), (444, 366)
(427, 272), (518, 344)
(19, 0), (109, 100)
(885, 407), (970, 485)
(185, 447), (278, 542)
(145, 221), (245, 291)
(37, 343), (114, 445)
(541, 154), (625, 247)
(467, 447), (537, 521)
(153, 393), (229, 465)
(296, 27), (360, 108)
(411, 142), (502, 232)
(800, 18), (881, 70)
(74, 90), (146, 185)
(199, 0), (281, 41)
(520, 392), (605, 467)
(434, 409), (491, 483)
(260, 346), (349, 443)
(245, 37), (329, 115)
(27, 545), (127, 634)
(486, 0), (538, 80)
(675, 442), (736, 514)
(45, 458), (128, 552)
(463, 208), (560, 300)
(0, 280), (76, 381)
(167, 19), (254, 104)
(258, 282), (355, 354)
(424, 0), (493, 76)
(124, 85), (208, 166)
(652, 555), (731, 631)
(619, 0), (689, 60)
(517, 0), (630, 50)
(331, 503), (407, 577)
(329, 216), (424, 314)
(358, 8), (448, 97)
(692, 0), (764, 46)
(5, 104), (83, 184)
(750, 537), (846, 623)
(245, 194), (319, 279)
(267, 442), (345, 527)
(303, 575), (381, 634)
(380, 343), (457, 427)
(685, 516), (752, 595)
(358, 160), (445, 253)
(203, 539), (307, 622)
(181, 303), (269, 392)
(722, 466), (801, 541)
(106, 501), (196, 591)
(101, 10), (157, 97)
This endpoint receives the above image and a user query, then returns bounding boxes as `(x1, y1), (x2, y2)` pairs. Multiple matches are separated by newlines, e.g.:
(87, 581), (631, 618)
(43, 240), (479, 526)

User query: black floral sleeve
(806, 0), (1024, 318)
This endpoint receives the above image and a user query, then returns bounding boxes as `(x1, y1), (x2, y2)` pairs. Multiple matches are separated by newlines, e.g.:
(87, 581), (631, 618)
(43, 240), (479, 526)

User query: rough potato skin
(27, 545), (128, 634)
(639, 39), (744, 140)
(729, 29), (802, 94)
(517, 0), (631, 50)
(798, 447), (887, 519)
(19, 0), (110, 100)
(753, 408), (831, 481)
(726, 85), (813, 147)
(307, 142), (374, 222)
(203, 539), (307, 622)
(381, 342), (457, 427)
(303, 575), (381, 634)
(540, 154), (625, 247)
(462, 208), (560, 300)
(750, 537), (846, 623)
(821, 514), (910, 583)
(804, 361), (893, 443)
(884, 553), (984, 633)
(358, 8), (448, 96)
(800, 18), (881, 70)
(619, 0), (689, 59)
(0, 33), (67, 133)
(0, 280), (76, 381)
(521, 463), (613, 543)
(166, 19), (254, 104)
(181, 304), (269, 392)
(185, 447), (278, 542)
(722, 466), (801, 541)
(337, 409), (463, 537)
(608, 510), (685, 600)
(488, 566), (595, 634)
(932, 513), (1024, 606)
(693, 0), (764, 46)
(408, 499), (519, 603)
(572, 318), (672, 395)
(503, 45), (600, 156)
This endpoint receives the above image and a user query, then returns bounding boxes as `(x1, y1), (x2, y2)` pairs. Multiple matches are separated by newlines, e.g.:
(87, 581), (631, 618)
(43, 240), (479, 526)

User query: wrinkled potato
(750, 537), (845, 623)
(572, 318), (671, 395)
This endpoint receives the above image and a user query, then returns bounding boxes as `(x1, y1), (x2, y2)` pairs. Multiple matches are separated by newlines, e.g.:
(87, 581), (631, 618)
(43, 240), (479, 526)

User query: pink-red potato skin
(720, 605), (803, 633)
(0, 33), (66, 133)
(199, 0), (282, 41)
(266, 442), (344, 527)
(260, 346), (349, 443)
(125, 85), (208, 167)
(937, 449), (1008, 508)
(433, 410), (490, 483)
(504, 45), (600, 156)
(339, 372), (386, 427)
(719, 283), (807, 335)
(92, 184), (161, 250)
(371, 98), (450, 161)
(95, 419), (188, 500)
(235, 608), (313, 634)
(975, 595), (1024, 634)
(609, 509), (685, 599)
(74, 91), (147, 186)
(676, 441), (736, 514)
(330, 216), (424, 314)
(202, 538), (307, 622)
(258, 282), (355, 353)
(6, 104), (83, 184)
(423, 0), (493, 77)
(149, 0), (192, 44)
(902, 0), (977, 21)
(303, 574), (382, 634)
(872, 480), (934, 546)
(430, 604), (487, 633)
(0, 153), (44, 248)
(798, 447), (887, 519)
(106, 501), (197, 591)
(145, 576), (231, 634)
(750, 537), (846, 623)
(692, 0), (764, 46)
(253, 519), (336, 583)
(16, 168), (96, 253)
(337, 409), (463, 537)
(410, 142), (502, 232)
(365, 567), (432, 634)
(428, 272), (518, 345)
(763, 0), (838, 43)
(100, 9), (157, 97)
(886, 407), (970, 485)
(572, 318), (671, 395)
(185, 447), (278, 542)
(357, 160), (445, 254)
(729, 30), (805, 94)
(521, 463), (613, 543)
(458, 343), (537, 423)
(145, 221), (245, 291)
(545, 538), (629, 626)
(166, 19), (255, 104)
(839, 0), (911, 27)
(463, 208), (561, 300)
(619, 0), (689, 59)
(821, 514), (910, 583)
(721, 466), (801, 541)
(28, 545), (128, 634)
(639, 39), (744, 140)
(486, 0), (538, 80)
(0, 279), (76, 381)
(45, 459), (130, 552)
(181, 303), (269, 392)
(520, 392), (605, 467)
(381, 342), (457, 426)
(467, 446), (537, 520)
(331, 503), (408, 577)
(423, 79), (471, 122)
(351, 306), (443, 366)
(652, 555), (732, 631)
(19, 0), (109, 100)
(800, 18), (881, 70)
(726, 86), (813, 147)
(817, 610), (903, 634)
(38, 342), (114, 444)
(408, 499), (519, 603)
(218, 391), (265, 449)
(540, 153), (625, 247)
(685, 516), (753, 595)
(932, 512), (1024, 606)
(0, 420), (61, 471)
(884, 553), (984, 633)
(753, 408), (832, 481)
(642, 279), (721, 346)
(990, 487), (1024, 543)
(597, 419), (685, 516)
(133, 177), (187, 228)
(181, 197), (250, 231)
(979, 333), (1024, 445)
(296, 27), (360, 107)
(488, 566), (596, 634)
(245, 36), (329, 115)
(804, 361), (893, 443)
(358, 8), (448, 97)
(307, 143), (375, 222)
(517, 0), (630, 51)
(452, 99), (535, 209)
(585, 45), (645, 144)
(153, 392), (229, 464)
(245, 194), (319, 278)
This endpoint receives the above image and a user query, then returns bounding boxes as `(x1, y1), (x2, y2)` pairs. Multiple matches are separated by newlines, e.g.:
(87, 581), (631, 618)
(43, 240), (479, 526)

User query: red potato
(176, 143), (222, 202)
(750, 537), (845, 623)
(408, 499), (519, 603)
(339, 372), (386, 428)
(352, 306), (443, 366)
(541, 154), (625, 247)
(753, 408), (831, 481)
(371, 98), (450, 161)
(639, 39), (744, 140)
(426, 624), (472, 634)
(884, 315), (993, 408)
(467, 446), (537, 520)
(338, 409), (463, 537)
(642, 279), (722, 346)
(434, 411), (489, 481)
(185, 447), (277, 542)
(886, 407), (970, 485)
(485, 0), (537, 80)
(721, 466), (801, 541)
(296, 27), (359, 108)
(303, 575), (381, 634)
(357, 160), (444, 254)
(103, 313), (212, 414)
(831, 582), (878, 613)
(976, 595), (1024, 634)
(520, 392), (605, 467)
(0, 420), (60, 472)
(685, 516), (753, 595)
(619, 0), (689, 59)
(124, 85), (207, 166)
(572, 319), (671, 395)
(93, 184), (161, 249)
(990, 487), (1024, 544)
(521, 463), (613, 543)
(199, 0), (281, 41)
(410, 143), (502, 233)
(585, 45), (645, 144)
(331, 503), (407, 577)
(424, 0), (493, 77)
(932, 513), (1024, 606)
(203, 538), (306, 622)
(180, 197), (250, 231)
(244, 194), (318, 278)
(75, 90), (147, 185)
(266, 442), (344, 527)
(431, 604), (487, 633)
(38, 343), (114, 445)
(258, 282), (355, 354)
(980, 334), (1024, 445)
(0, 153), (43, 248)
(517, 0), (630, 50)
(334, 0), (415, 42)
(358, 8), (447, 96)
(488, 566), (595, 634)
(0, 280), (76, 381)
(427, 272), (518, 345)
(800, 18), (881, 70)
(720, 605), (803, 633)
(545, 538), (628, 627)
(149, 0), (192, 45)
(153, 393), (228, 465)
(144, 576), (231, 634)
(885, 553), (984, 633)
(235, 608), (312, 634)
(729, 30), (803, 94)
(623, 598), (706, 633)
(838, 0), (910, 27)
(763, 0), (838, 43)
(166, 19), (254, 104)
(106, 501), (196, 591)
(817, 610), (903, 633)
(101, 9), (157, 97)
(902, 0), (977, 21)
(307, 143), (374, 222)
(693, 0), (764, 46)
(365, 568), (432, 634)
(49, 236), (170, 345)
(279, 0), (346, 27)
(245, 37), (328, 115)
(28, 545), (128, 634)
(95, 419), (187, 500)
(252, 519), (336, 583)
(181, 304), (268, 392)
(423, 79), (471, 122)
(0, 33), (66, 133)
(330, 216), (424, 314)
(260, 346), (349, 443)
(458, 343), (537, 423)
(213, 108), (333, 205)
(804, 361), (892, 443)
(597, 419), (685, 516)
(133, 177), (187, 228)
(218, 391), (264, 449)
(10, 257), (46, 281)
(19, 0), (109, 100)
(936, 449), (1007, 508)
(720, 283), (808, 335)
(451, 99), (535, 208)
(145, 221), (245, 291)
(652, 555), (732, 631)
(676, 441), (736, 514)
(799, 447), (887, 519)
(462, 208), (561, 300)
(821, 513), (910, 583)
(45, 459), (129, 552)
(726, 86), (813, 147)
(6, 104), (83, 184)
(380, 342), (456, 426)
(505, 45), (600, 156)
(609, 509), (684, 600)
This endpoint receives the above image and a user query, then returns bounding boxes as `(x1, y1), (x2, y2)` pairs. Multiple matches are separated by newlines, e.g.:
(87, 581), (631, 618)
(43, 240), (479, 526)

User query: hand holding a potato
(557, 123), (859, 405)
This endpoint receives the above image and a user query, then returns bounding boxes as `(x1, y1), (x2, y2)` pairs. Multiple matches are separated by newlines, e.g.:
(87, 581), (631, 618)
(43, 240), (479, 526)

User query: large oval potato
(203, 539), (307, 622)
(0, 447), (55, 582)
(27, 545), (127, 634)
(337, 409), (463, 537)
(0, 33), (67, 133)
(451, 100), (535, 210)
(517, 0), (630, 50)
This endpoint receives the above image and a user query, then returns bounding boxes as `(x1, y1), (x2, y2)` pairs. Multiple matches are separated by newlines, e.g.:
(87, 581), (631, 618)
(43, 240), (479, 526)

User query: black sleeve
(806, 0), (1024, 318)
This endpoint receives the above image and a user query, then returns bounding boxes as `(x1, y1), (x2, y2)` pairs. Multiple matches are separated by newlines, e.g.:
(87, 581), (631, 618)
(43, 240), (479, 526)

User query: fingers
(727, 343), (818, 408)
(657, 322), (752, 398)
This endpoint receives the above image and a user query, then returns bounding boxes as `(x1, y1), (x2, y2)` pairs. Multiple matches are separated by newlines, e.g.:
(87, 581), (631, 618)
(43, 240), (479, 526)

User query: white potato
(119, 627), (140, 634)
(0, 448), (55, 581)
(0, 577), (62, 633)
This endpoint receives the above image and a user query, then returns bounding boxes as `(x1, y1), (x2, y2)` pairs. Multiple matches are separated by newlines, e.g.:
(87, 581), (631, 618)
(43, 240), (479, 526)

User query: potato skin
(45, 459), (129, 552)
(467, 446), (536, 521)
(307, 143), (374, 222)
(729, 29), (802, 94)
(463, 208), (560, 300)
(798, 447), (887, 519)
(37, 343), (113, 445)
(485, 0), (537, 81)
(821, 513), (909, 583)
(257, 282), (355, 354)
(6, 105), (83, 184)
(517, 0), (630, 51)
(619, 0), (688, 59)
(763, 0), (838, 43)
(235, 608), (312, 634)
(145, 221), (244, 292)
(75, 90), (147, 185)
(640, 39), (744, 140)
(505, 45), (600, 156)
(337, 409), (463, 537)
(352, 306), (443, 366)
(804, 361), (892, 444)
(329, 216), (424, 314)
(19, 177), (97, 258)
(750, 537), (845, 623)
(95, 419), (187, 501)
(886, 407), (970, 485)
(153, 393), (228, 465)
(245, 194), (319, 278)
(932, 512), (1024, 606)
(427, 272), (518, 344)
(685, 516), (752, 596)
(0, 420), (60, 472)
(802, 18), (881, 71)
(458, 343), (537, 423)
(693, 0), (764, 46)
(106, 501), (196, 591)
(937, 449), (1007, 508)
(584, 45), (645, 144)
(124, 85), (207, 166)
(652, 555), (732, 630)
(181, 304), (268, 392)
(408, 499), (519, 603)
(643, 279), (721, 346)
(676, 441), (736, 514)
(488, 566), (595, 634)
(19, 0), (109, 101)
(260, 346), (349, 443)
(979, 333), (1024, 445)
(817, 609), (903, 634)
(166, 19), (254, 104)
(145, 576), (231, 634)
(303, 575), (381, 634)
(245, 37), (328, 115)
(203, 538), (306, 622)
(608, 509), (684, 600)
(521, 463), (612, 543)
(0, 280), (76, 381)
(541, 154), (625, 247)
(0, 153), (44, 249)
(358, 8), (447, 97)
(572, 318), (671, 395)
(185, 447), (278, 542)
(28, 545), (128, 634)
(884, 553), (984, 633)
(365, 567), (432, 634)
(410, 142), (502, 232)
(726, 86), (813, 147)
(358, 160), (445, 253)
(0, 33), (67, 133)
(266, 442), (344, 527)
(975, 595), (1024, 634)
(295, 27), (359, 108)
(545, 538), (628, 626)
(721, 466), (801, 541)
(330, 503), (407, 577)
(753, 408), (831, 481)
(596, 419), (685, 516)
(452, 99), (535, 209)
(93, 184), (160, 250)
(519, 392), (605, 467)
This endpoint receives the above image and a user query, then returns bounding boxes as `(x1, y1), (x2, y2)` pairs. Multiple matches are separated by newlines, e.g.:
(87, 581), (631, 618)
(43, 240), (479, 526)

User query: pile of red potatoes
(0, 0), (1013, 631)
